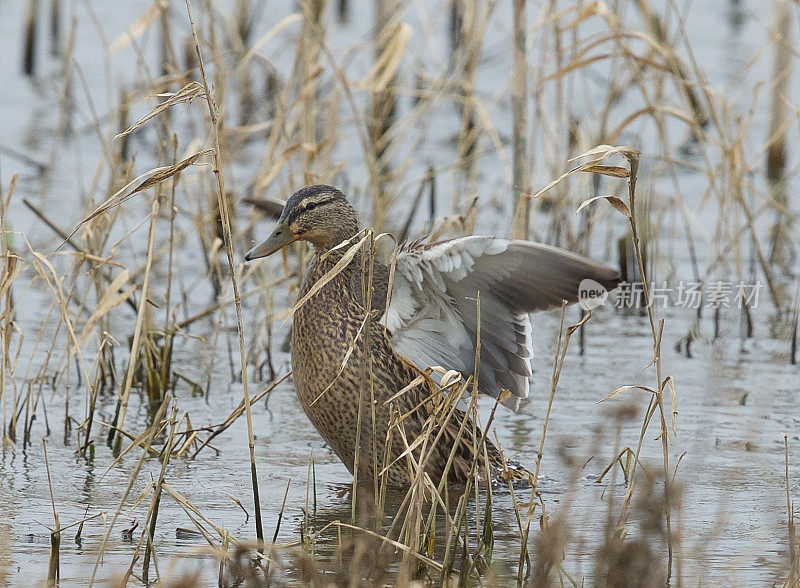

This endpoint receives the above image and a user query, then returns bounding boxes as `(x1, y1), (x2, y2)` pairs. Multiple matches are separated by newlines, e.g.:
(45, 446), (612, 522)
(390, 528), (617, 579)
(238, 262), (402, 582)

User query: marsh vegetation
(0, 0), (798, 585)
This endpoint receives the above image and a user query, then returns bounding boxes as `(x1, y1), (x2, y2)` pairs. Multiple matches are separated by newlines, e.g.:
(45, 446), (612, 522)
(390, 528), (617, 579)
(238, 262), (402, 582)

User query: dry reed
(1, 0), (798, 584)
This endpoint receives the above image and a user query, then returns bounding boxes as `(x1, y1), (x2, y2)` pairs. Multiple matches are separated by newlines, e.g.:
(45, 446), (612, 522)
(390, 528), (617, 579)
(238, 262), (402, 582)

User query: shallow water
(1, 0), (798, 585)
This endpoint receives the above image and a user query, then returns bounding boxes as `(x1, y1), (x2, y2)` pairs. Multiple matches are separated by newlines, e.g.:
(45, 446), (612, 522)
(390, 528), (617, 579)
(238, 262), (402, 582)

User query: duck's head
(245, 185), (359, 260)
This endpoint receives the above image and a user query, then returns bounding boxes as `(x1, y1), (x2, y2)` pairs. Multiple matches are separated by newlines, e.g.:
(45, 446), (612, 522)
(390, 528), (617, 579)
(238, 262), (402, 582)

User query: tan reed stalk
(363, 231), (379, 498)
(111, 197), (159, 455)
(785, 436), (798, 585)
(26, 246), (95, 447)
(349, 230), (377, 519)
(766, 0), (792, 186)
(0, 176), (19, 444)
(619, 151), (675, 579)
(164, 137), (178, 332)
(511, 0), (530, 239)
(767, 0), (793, 270)
(185, 0), (265, 548)
(300, 0), (324, 187)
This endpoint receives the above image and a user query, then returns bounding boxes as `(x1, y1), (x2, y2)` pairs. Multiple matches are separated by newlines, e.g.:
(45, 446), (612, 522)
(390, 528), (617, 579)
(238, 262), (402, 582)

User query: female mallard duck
(245, 185), (619, 487)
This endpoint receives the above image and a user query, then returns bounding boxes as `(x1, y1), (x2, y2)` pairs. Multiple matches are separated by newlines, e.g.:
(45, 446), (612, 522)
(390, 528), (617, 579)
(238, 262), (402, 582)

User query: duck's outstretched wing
(381, 236), (620, 411)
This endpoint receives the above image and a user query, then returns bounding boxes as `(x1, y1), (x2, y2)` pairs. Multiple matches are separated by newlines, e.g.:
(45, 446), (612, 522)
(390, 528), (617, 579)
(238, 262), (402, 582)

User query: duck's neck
(308, 221), (362, 273)
(303, 240), (358, 295)
(300, 207), (363, 296)
(301, 237), (377, 312)
(309, 214), (360, 253)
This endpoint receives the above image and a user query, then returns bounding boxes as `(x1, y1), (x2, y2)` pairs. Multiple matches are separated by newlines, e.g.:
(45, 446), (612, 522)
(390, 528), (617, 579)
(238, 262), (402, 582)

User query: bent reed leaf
(576, 195), (632, 218)
(60, 150), (212, 249)
(114, 82), (206, 139)
(598, 384), (658, 403)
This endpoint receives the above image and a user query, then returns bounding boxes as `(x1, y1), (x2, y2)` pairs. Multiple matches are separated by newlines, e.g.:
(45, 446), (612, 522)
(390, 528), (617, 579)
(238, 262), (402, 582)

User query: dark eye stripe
(286, 199), (325, 224)
(303, 197), (333, 210)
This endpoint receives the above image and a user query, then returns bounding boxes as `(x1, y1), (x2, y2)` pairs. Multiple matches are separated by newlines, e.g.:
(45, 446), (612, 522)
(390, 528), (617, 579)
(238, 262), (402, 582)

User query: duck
(245, 185), (619, 488)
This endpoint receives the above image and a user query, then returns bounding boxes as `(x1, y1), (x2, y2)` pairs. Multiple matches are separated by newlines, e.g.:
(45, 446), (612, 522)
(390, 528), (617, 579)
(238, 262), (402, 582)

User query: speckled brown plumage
(292, 246), (510, 487)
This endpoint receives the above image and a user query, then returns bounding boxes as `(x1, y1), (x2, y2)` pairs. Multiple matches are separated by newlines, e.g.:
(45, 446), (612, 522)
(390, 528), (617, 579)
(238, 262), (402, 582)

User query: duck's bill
(244, 222), (298, 260)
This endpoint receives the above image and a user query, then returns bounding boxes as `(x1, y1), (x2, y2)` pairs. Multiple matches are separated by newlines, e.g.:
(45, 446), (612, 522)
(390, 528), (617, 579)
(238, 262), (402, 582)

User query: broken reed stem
(185, 0), (264, 548)
(189, 371), (290, 459)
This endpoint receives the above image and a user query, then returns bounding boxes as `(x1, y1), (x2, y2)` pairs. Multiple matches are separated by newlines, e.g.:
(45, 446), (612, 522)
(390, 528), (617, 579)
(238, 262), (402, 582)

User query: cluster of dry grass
(1, 0), (798, 585)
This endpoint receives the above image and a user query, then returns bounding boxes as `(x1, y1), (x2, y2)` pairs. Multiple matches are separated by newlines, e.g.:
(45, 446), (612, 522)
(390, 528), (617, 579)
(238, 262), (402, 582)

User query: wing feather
(383, 236), (619, 411)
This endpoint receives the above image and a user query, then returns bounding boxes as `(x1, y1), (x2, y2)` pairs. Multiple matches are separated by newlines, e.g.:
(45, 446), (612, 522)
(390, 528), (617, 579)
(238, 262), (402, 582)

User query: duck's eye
(305, 202), (316, 211)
